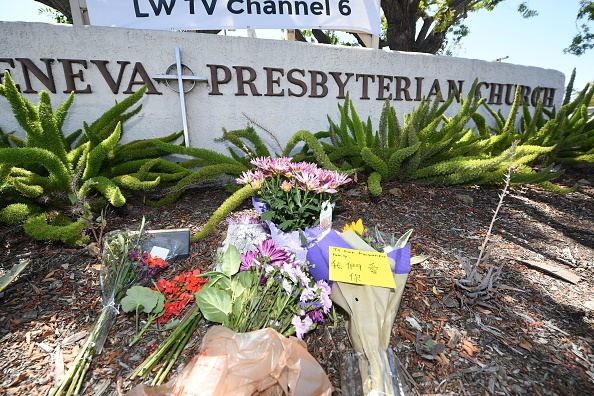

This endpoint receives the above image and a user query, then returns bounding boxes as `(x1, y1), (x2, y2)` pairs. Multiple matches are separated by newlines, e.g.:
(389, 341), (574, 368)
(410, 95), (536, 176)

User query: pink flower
(268, 157), (293, 175)
(236, 170), (254, 185)
(281, 180), (293, 192)
(256, 239), (291, 265)
(292, 315), (314, 339)
(240, 251), (259, 271)
(315, 280), (332, 313)
(250, 156), (272, 170)
(240, 239), (292, 271)
(293, 170), (320, 191)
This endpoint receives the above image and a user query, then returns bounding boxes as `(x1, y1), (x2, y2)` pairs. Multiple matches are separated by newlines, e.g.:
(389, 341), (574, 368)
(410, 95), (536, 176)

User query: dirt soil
(1, 167), (593, 396)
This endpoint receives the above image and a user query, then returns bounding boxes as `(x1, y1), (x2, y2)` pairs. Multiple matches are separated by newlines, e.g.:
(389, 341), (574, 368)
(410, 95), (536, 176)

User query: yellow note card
(329, 246), (396, 288)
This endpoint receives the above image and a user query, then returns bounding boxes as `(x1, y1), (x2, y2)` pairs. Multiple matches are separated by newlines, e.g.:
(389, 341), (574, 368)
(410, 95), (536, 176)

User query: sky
(1, 0), (593, 91)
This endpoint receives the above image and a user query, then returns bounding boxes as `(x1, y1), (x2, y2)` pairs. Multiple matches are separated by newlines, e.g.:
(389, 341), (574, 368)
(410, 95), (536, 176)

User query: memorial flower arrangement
(307, 219), (427, 395)
(132, 213), (334, 386)
(236, 157), (351, 233)
(196, 238), (332, 339)
(51, 218), (169, 396)
(129, 269), (209, 386)
(237, 156), (351, 263)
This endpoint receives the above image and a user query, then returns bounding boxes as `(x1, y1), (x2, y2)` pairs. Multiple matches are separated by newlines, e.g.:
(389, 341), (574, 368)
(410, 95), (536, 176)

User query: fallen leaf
(42, 270), (57, 282)
(519, 338), (533, 350)
(7, 372), (27, 387)
(436, 352), (450, 366)
(461, 340), (480, 356)
(61, 331), (88, 346)
(54, 345), (64, 383)
(27, 342), (35, 357)
(29, 283), (41, 295)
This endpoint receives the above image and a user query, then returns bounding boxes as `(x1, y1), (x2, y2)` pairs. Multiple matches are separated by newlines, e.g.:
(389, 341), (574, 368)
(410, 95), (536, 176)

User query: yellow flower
(343, 219), (367, 236)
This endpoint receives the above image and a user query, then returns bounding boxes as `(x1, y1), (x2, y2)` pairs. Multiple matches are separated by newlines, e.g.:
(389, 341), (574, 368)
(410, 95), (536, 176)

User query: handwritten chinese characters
(329, 247), (396, 288)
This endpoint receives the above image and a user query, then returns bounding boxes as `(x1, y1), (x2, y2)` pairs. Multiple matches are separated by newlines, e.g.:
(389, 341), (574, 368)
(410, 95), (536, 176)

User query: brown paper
(126, 326), (333, 396)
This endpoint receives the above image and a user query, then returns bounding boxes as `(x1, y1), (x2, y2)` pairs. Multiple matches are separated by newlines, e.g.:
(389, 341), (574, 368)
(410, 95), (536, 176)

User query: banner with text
(86, 0), (381, 34)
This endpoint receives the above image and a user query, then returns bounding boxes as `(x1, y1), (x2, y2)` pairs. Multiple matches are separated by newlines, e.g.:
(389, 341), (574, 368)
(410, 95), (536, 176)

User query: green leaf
(232, 270), (255, 300)
(153, 292), (165, 315)
(411, 255), (430, 265)
(195, 288), (232, 324)
(203, 274), (232, 291)
(121, 286), (159, 314)
(260, 210), (274, 221)
(0, 260), (31, 293)
(221, 245), (241, 277)
(162, 319), (180, 330)
(394, 229), (414, 249)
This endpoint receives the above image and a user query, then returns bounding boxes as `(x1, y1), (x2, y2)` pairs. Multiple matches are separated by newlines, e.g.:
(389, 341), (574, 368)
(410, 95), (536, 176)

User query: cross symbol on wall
(151, 46), (208, 147)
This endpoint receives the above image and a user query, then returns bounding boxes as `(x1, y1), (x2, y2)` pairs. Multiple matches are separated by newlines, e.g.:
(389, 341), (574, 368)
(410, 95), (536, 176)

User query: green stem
(130, 315), (156, 347)
(242, 270), (271, 332)
(50, 306), (112, 396)
(152, 313), (199, 386)
(130, 306), (201, 380)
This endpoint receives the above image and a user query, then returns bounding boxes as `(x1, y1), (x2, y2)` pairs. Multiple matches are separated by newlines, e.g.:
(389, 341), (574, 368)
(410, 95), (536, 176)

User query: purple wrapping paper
(306, 230), (351, 283)
(306, 230), (412, 283)
(387, 245), (411, 275)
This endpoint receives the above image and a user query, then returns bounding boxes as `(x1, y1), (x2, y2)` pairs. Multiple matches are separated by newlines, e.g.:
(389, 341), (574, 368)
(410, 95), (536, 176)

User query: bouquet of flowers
(51, 218), (172, 396)
(129, 269), (209, 386)
(237, 156), (351, 262)
(307, 219), (426, 396)
(196, 238), (332, 339)
(130, 213), (334, 391)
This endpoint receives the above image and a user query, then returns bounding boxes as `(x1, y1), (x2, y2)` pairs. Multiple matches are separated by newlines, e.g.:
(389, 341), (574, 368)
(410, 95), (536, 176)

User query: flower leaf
(154, 291), (165, 315)
(220, 245), (241, 277)
(121, 286), (159, 314)
(195, 288), (232, 324)
(232, 270), (255, 299)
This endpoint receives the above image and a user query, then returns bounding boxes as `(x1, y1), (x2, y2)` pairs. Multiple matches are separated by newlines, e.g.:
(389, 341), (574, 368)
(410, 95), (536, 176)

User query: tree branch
(34, 0), (72, 21)
(312, 29), (332, 44)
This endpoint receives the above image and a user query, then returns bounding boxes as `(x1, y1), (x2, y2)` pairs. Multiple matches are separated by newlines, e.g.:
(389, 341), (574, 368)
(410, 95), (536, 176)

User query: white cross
(152, 46), (208, 147)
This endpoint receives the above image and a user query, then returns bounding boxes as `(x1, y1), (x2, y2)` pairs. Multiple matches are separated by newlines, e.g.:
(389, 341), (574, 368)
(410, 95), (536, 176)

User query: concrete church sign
(0, 22), (564, 153)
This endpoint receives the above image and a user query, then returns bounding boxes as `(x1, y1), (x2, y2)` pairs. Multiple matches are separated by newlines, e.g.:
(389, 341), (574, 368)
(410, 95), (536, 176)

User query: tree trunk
(382, 0), (421, 52)
(381, 0), (474, 54)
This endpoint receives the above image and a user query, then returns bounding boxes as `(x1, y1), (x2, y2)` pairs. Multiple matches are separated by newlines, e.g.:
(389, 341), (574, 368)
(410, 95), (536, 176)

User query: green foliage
(191, 185), (255, 242)
(367, 172), (383, 196)
(283, 130), (338, 171)
(564, 1), (594, 56)
(214, 126), (272, 164)
(122, 285), (161, 314)
(121, 285), (166, 346)
(0, 203), (37, 224)
(284, 77), (591, 196)
(23, 213), (89, 247)
(0, 71), (190, 244)
(0, 259), (31, 293)
(483, 79), (594, 166)
(147, 163), (247, 207)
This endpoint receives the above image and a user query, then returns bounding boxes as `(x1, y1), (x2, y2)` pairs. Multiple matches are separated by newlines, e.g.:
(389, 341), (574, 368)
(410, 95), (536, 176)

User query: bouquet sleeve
(126, 326), (333, 396)
(307, 230), (411, 395)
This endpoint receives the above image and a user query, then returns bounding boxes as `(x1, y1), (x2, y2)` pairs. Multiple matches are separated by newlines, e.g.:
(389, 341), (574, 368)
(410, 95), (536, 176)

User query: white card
(150, 246), (170, 260)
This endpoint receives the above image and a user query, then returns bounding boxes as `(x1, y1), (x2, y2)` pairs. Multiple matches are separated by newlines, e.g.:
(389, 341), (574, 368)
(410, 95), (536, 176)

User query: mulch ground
(0, 166), (593, 396)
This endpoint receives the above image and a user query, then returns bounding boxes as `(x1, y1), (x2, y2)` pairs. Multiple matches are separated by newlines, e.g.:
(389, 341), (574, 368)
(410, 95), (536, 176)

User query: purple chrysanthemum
(307, 309), (325, 324)
(255, 239), (291, 265)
